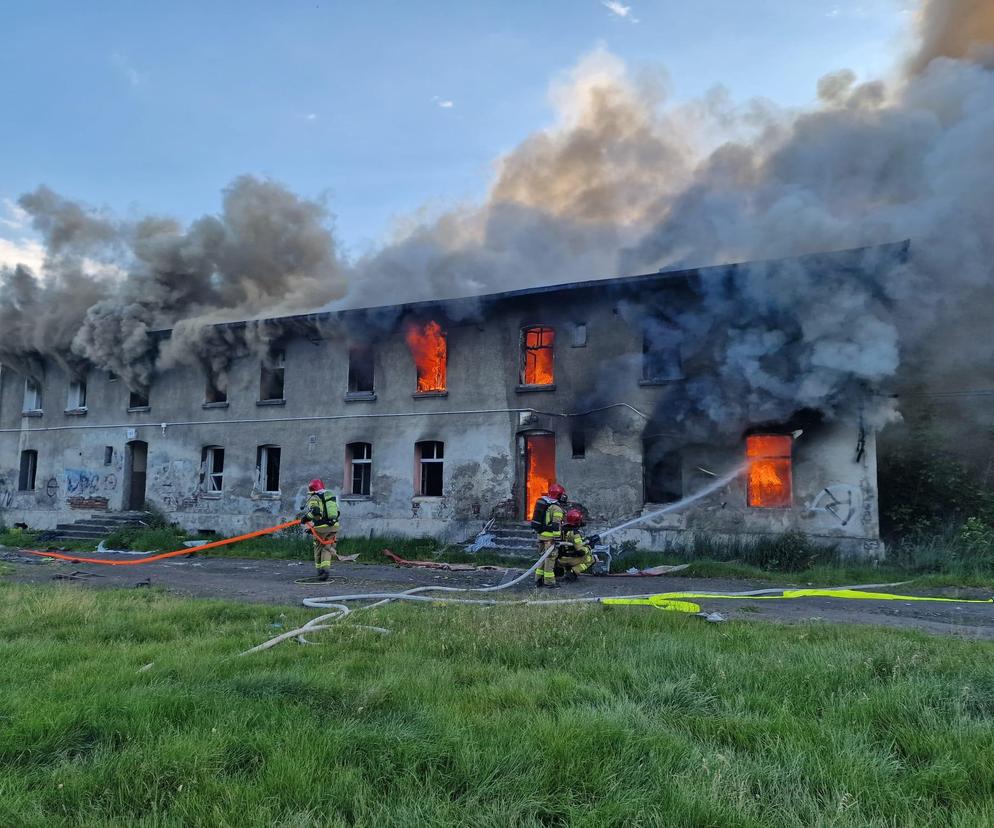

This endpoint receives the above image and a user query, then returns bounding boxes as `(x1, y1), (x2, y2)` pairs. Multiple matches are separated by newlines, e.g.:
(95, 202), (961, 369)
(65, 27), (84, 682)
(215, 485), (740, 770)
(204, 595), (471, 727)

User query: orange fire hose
(306, 524), (359, 561)
(21, 519), (303, 566)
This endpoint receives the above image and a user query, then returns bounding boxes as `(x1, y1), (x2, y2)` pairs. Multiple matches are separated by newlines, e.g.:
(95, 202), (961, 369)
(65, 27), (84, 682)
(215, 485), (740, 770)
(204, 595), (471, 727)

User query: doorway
(522, 432), (556, 520)
(124, 440), (148, 511)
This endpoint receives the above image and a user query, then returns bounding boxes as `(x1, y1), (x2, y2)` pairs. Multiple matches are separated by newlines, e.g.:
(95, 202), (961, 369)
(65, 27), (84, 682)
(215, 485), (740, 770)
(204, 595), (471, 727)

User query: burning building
(0, 244), (897, 557)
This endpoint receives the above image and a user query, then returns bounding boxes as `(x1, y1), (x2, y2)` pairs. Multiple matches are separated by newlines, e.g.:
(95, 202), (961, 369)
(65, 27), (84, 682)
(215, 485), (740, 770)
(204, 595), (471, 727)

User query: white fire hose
(242, 469), (746, 655)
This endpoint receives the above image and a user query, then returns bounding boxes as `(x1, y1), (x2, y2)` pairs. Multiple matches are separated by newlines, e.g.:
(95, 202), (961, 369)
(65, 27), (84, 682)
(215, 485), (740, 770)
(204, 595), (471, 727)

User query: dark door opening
(643, 435), (682, 504)
(124, 440), (148, 511)
(523, 432), (556, 519)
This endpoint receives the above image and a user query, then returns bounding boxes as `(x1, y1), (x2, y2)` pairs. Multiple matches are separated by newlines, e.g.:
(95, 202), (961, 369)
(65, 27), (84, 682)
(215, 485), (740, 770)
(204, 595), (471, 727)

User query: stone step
(48, 529), (110, 539)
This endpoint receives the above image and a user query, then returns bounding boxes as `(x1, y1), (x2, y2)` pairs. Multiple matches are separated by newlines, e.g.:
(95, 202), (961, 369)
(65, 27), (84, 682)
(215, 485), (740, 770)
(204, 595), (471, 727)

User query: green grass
(1, 581), (994, 826)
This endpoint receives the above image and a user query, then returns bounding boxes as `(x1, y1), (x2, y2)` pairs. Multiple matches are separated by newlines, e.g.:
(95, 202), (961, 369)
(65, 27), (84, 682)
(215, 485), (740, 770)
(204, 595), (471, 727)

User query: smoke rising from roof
(0, 0), (991, 437)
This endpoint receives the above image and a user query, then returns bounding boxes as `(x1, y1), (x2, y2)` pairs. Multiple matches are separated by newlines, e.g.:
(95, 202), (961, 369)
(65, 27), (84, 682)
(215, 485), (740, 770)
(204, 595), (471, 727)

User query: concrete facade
(0, 253), (885, 556)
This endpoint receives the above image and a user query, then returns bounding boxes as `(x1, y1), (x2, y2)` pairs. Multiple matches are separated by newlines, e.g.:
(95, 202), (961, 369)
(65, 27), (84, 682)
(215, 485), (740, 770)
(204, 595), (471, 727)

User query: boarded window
(67, 378), (87, 410)
(416, 441), (444, 497)
(201, 446), (225, 493)
(23, 379), (42, 412)
(571, 322), (588, 348)
(260, 350), (286, 401)
(18, 450), (37, 491)
(521, 326), (555, 386)
(256, 445), (281, 493)
(643, 437), (682, 503)
(347, 442), (372, 496)
(746, 435), (792, 508)
(348, 347), (374, 394)
(128, 389), (150, 409)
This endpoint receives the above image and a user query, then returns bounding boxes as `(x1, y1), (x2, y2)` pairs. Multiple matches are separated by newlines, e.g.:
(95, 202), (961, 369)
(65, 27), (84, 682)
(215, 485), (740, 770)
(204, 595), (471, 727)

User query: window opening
(416, 441), (444, 496)
(641, 322), (683, 382)
(347, 347), (375, 394)
(23, 378), (42, 412)
(18, 450), (38, 491)
(104, 446), (114, 466)
(521, 326), (555, 386)
(571, 430), (586, 459)
(405, 322), (447, 393)
(643, 437), (682, 503)
(347, 442), (372, 496)
(67, 378), (87, 410)
(205, 372), (227, 404)
(746, 434), (792, 508)
(256, 445), (282, 493)
(571, 323), (588, 348)
(128, 389), (149, 409)
(260, 350), (286, 401)
(201, 446), (225, 493)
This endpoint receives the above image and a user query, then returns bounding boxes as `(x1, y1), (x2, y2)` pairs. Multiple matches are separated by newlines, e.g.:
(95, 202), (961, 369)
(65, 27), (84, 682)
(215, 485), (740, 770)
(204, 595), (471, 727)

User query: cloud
(602, 0), (637, 22)
(0, 236), (45, 273)
(306, 113), (318, 121)
(431, 96), (455, 109)
(0, 198), (29, 231)
(111, 52), (145, 88)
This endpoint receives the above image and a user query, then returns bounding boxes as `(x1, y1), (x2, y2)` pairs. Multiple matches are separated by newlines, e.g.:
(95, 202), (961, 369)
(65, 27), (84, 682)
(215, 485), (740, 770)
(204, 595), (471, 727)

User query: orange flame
(526, 434), (556, 518)
(523, 327), (555, 385)
(746, 435), (792, 508)
(405, 321), (447, 392)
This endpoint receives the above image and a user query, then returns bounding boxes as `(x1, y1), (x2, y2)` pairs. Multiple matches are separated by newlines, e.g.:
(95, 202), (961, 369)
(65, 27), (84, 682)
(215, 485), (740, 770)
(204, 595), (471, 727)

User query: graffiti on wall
(150, 460), (203, 512)
(0, 477), (12, 509)
(806, 485), (857, 526)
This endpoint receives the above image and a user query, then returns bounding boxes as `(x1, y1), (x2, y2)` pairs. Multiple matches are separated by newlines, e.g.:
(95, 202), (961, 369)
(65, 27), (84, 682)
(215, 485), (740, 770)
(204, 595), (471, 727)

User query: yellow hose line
(602, 589), (993, 613)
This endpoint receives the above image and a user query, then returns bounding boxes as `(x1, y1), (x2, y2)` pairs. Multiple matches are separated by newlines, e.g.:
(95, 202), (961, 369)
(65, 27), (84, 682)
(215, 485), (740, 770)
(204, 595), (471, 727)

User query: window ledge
(516, 384), (556, 393)
(639, 378), (684, 387)
(256, 399), (286, 407)
(412, 495), (444, 502)
(341, 494), (372, 502)
(253, 490), (282, 499)
(127, 406), (151, 414)
(200, 492), (222, 500)
(21, 410), (43, 418)
(64, 408), (88, 416)
(344, 392), (377, 402)
(412, 391), (448, 399)
(202, 401), (230, 410)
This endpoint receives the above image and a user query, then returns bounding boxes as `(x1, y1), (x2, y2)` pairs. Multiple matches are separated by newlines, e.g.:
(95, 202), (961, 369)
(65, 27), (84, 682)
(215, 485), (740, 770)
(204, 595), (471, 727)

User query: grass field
(2, 581), (993, 826)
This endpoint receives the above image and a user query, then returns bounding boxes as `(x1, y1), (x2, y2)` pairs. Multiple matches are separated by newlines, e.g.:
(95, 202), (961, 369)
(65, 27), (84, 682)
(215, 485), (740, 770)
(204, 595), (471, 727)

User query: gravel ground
(3, 546), (993, 638)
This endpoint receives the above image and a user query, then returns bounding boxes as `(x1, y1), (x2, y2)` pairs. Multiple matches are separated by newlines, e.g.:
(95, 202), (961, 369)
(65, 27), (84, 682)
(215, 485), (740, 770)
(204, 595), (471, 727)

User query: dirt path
(4, 547), (993, 639)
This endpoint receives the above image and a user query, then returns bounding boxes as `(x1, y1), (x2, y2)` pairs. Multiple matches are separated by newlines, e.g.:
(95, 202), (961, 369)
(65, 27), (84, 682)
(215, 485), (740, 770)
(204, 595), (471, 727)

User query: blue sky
(0, 0), (912, 265)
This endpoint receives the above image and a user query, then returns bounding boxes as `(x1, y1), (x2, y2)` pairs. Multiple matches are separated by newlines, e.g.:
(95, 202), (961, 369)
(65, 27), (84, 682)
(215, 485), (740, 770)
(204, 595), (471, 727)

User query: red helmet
(564, 508), (584, 527)
(308, 479), (325, 493)
(547, 483), (567, 503)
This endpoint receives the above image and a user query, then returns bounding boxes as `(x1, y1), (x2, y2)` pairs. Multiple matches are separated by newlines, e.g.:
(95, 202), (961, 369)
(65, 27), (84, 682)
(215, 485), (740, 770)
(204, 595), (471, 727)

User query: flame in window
(746, 434), (792, 508)
(405, 321), (447, 392)
(523, 327), (555, 386)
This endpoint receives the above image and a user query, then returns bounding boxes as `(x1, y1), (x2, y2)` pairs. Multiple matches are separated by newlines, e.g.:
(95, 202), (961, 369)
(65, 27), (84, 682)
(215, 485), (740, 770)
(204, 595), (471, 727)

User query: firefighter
(537, 508), (595, 588)
(532, 483), (568, 587)
(298, 478), (341, 581)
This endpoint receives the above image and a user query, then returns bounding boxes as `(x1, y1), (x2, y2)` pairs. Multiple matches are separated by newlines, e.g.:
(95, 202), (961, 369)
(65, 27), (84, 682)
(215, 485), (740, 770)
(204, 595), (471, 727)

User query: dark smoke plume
(1, 0), (992, 439)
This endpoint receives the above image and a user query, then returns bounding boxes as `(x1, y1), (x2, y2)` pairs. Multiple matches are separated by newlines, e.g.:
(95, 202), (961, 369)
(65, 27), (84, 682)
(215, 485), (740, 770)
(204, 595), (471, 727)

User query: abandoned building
(0, 244), (901, 557)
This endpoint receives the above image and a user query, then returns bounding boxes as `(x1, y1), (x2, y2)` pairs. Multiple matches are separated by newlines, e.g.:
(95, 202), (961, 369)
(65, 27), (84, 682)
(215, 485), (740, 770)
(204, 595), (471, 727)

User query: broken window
(18, 450), (37, 491)
(128, 389), (150, 409)
(521, 326), (555, 386)
(405, 322), (447, 393)
(201, 446), (225, 493)
(205, 372), (227, 404)
(256, 445), (281, 494)
(415, 440), (444, 497)
(571, 430), (586, 459)
(22, 378), (42, 412)
(641, 321), (683, 383)
(746, 434), (792, 508)
(347, 347), (375, 395)
(347, 442), (372, 496)
(260, 350), (286, 402)
(643, 437), (682, 503)
(67, 378), (87, 411)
